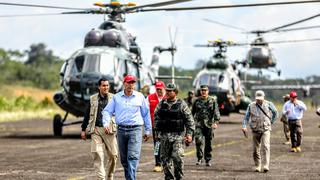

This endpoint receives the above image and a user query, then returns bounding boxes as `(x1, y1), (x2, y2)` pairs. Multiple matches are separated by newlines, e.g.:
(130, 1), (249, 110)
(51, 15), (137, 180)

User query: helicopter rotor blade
(140, 0), (320, 12)
(266, 12), (320, 32)
(0, 13), (68, 18)
(0, 2), (87, 11)
(128, 0), (193, 10)
(276, 25), (320, 32)
(265, 38), (320, 44)
(203, 18), (247, 32)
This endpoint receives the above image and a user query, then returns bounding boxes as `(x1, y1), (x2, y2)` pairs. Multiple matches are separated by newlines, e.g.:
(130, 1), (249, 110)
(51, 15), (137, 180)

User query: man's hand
(286, 109), (291, 115)
(81, 131), (87, 140)
(184, 135), (192, 146)
(104, 127), (110, 134)
(143, 134), (150, 142)
(241, 128), (248, 138)
(212, 123), (218, 129)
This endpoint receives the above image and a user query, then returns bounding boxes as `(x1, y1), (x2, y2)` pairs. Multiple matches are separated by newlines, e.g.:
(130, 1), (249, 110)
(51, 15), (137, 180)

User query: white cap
(255, 90), (265, 100)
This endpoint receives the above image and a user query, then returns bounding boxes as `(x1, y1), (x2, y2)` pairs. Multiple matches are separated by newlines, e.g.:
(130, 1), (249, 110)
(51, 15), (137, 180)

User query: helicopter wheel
(53, 114), (63, 136)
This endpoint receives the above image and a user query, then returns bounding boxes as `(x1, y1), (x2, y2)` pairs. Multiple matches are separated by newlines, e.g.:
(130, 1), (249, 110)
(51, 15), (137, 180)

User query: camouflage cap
(166, 83), (177, 91)
(200, 84), (209, 90)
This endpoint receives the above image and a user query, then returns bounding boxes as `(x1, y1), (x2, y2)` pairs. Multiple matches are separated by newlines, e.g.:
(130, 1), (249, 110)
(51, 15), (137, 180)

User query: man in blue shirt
(282, 91), (307, 153)
(242, 90), (278, 173)
(102, 74), (152, 180)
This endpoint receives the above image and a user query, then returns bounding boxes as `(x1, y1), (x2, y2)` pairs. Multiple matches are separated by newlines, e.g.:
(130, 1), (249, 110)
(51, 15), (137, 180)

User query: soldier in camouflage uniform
(183, 90), (195, 110)
(154, 83), (195, 180)
(192, 84), (220, 166)
(280, 94), (290, 145)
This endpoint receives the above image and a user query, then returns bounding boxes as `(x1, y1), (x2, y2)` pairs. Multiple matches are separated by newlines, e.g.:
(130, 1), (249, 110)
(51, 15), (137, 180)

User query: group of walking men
(81, 75), (221, 180)
(81, 74), (308, 179)
(242, 90), (307, 173)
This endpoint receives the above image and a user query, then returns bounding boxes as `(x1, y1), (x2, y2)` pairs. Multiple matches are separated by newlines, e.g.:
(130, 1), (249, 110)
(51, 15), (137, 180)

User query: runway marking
(184, 140), (242, 156)
(67, 176), (85, 180)
(68, 140), (244, 179)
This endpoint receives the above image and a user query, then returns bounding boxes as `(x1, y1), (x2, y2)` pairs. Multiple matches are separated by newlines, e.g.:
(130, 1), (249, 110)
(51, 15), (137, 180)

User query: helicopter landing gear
(53, 112), (69, 136)
(53, 114), (63, 136)
(53, 112), (83, 136)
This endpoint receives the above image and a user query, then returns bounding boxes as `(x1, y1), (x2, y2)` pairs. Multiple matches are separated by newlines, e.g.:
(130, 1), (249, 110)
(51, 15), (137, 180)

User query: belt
(118, 125), (142, 129)
(288, 119), (298, 121)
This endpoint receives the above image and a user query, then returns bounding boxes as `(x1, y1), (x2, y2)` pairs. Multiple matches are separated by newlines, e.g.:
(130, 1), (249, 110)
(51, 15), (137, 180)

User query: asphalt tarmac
(0, 111), (319, 180)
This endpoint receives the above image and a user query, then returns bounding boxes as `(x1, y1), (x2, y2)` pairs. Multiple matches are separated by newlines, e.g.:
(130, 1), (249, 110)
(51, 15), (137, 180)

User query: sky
(0, 0), (319, 79)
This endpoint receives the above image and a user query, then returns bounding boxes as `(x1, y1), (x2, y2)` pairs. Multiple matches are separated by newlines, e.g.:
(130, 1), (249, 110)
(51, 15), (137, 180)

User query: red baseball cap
(290, 91), (297, 98)
(155, 81), (165, 89)
(123, 75), (136, 83)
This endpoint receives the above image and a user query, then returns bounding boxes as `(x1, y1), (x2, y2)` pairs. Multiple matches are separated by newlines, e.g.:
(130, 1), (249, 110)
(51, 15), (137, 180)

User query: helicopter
(193, 39), (251, 115)
(1, 0), (320, 135)
(203, 11), (320, 76)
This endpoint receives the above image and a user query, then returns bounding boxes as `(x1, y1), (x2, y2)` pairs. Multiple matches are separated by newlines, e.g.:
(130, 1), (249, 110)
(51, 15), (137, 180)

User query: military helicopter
(193, 40), (251, 115)
(1, 0), (320, 135)
(203, 11), (320, 76)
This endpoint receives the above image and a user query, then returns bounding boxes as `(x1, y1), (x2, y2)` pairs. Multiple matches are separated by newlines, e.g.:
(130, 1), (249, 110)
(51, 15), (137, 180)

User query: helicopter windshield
(198, 74), (218, 87)
(81, 53), (115, 76)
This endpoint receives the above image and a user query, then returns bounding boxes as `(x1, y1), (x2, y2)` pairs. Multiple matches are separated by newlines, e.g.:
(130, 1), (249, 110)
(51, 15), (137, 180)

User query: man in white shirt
(282, 91), (307, 153)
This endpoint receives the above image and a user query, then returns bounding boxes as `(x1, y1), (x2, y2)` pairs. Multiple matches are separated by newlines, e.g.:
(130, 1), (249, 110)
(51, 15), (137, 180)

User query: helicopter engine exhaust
(53, 92), (83, 117)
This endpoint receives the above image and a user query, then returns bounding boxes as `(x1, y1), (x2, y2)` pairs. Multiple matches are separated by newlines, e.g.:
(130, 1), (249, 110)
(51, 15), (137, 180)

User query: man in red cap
(102, 74), (152, 180)
(282, 91), (307, 153)
(147, 81), (166, 172)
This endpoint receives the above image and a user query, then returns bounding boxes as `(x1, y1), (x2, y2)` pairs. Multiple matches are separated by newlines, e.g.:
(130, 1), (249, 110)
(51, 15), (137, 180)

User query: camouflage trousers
(194, 126), (213, 162)
(280, 114), (290, 142)
(160, 133), (184, 180)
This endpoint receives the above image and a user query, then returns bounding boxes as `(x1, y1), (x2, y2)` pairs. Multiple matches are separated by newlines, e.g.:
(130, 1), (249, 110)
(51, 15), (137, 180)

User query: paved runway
(0, 111), (319, 179)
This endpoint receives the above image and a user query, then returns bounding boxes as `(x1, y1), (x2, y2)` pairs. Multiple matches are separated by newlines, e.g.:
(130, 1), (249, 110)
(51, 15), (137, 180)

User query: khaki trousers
(252, 130), (270, 169)
(288, 120), (303, 148)
(91, 127), (118, 180)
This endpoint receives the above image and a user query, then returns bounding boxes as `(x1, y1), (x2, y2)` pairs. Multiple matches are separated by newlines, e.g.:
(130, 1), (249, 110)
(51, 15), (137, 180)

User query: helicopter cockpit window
(218, 73), (229, 90)
(82, 54), (99, 73)
(74, 55), (85, 72)
(59, 61), (67, 77)
(199, 74), (218, 87)
(100, 53), (115, 76)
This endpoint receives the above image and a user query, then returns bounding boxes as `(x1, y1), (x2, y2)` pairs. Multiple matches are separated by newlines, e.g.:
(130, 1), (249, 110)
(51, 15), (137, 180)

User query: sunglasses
(200, 89), (208, 91)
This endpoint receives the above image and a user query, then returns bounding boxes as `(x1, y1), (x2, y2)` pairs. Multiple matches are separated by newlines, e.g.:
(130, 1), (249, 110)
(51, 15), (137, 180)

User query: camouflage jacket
(192, 96), (220, 128)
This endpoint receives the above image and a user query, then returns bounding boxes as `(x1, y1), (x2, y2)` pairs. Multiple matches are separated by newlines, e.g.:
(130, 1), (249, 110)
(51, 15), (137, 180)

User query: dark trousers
(195, 127), (213, 162)
(288, 120), (303, 148)
(152, 128), (161, 166)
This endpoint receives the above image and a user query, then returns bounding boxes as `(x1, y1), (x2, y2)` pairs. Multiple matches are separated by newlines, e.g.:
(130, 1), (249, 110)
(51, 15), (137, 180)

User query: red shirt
(148, 92), (165, 127)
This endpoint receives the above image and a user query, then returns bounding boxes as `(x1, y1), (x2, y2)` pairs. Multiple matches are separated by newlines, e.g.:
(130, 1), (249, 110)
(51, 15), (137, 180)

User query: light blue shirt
(282, 100), (307, 120)
(102, 90), (152, 135)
